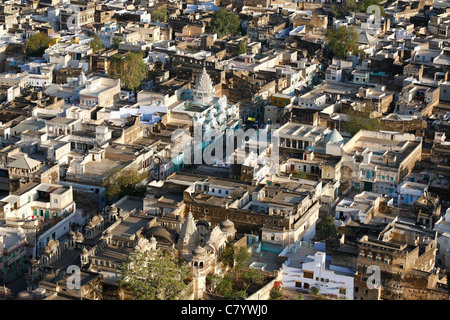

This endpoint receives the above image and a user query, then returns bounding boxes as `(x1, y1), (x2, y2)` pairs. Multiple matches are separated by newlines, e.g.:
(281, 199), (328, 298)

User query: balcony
(6, 249), (26, 266)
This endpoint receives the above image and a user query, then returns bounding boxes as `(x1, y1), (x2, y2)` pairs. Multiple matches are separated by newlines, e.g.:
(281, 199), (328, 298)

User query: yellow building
(270, 93), (295, 107)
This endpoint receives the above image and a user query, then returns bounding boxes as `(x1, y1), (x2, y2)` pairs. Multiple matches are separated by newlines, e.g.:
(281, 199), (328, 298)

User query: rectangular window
(303, 271), (314, 279)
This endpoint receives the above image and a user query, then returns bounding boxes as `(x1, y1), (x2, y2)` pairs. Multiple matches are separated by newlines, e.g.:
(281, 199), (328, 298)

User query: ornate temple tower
(190, 246), (211, 300)
(192, 68), (215, 104)
(176, 212), (201, 259)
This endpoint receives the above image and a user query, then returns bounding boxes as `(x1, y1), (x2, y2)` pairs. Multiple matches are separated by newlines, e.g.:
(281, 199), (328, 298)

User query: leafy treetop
(208, 9), (241, 38)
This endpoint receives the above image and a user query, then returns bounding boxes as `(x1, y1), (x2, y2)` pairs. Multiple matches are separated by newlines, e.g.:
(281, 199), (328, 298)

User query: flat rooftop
(277, 122), (328, 141)
(110, 215), (149, 239)
(281, 245), (319, 270)
(172, 100), (210, 114)
(94, 245), (134, 262)
(83, 158), (127, 176)
(0, 227), (25, 249)
(47, 117), (79, 126)
(271, 192), (305, 204)
(115, 198), (143, 214)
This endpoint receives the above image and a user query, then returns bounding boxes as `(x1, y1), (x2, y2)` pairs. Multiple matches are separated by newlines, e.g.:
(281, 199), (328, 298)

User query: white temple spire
(192, 68), (215, 104)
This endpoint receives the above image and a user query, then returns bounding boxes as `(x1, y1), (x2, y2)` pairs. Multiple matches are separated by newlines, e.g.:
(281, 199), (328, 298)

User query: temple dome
(193, 246), (207, 257)
(145, 226), (177, 244)
(220, 219), (235, 231)
(324, 129), (344, 145)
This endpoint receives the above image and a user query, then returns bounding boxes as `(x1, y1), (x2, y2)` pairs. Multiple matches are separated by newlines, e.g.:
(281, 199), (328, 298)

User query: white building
(335, 191), (381, 224)
(352, 70), (370, 85)
(297, 91), (328, 110)
(341, 130), (422, 195)
(275, 122), (331, 153)
(434, 208), (450, 269)
(79, 76), (121, 107)
(397, 181), (428, 206)
(1, 183), (75, 224)
(0, 226), (27, 282)
(0, 72), (29, 90)
(282, 247), (355, 299)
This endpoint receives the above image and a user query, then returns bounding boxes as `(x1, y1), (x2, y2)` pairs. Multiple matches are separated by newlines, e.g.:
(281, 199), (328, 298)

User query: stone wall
(246, 270), (281, 300)
(380, 118), (426, 134)
(183, 191), (290, 234)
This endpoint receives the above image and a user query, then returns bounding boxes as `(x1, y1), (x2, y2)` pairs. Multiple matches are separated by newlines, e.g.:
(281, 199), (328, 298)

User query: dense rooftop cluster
(0, 0), (449, 301)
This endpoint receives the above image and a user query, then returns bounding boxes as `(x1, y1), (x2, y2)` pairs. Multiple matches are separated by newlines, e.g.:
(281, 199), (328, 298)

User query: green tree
(235, 40), (247, 56)
(310, 286), (320, 295)
(220, 246), (235, 268)
(111, 36), (123, 49)
(103, 165), (147, 202)
(109, 51), (147, 99)
(330, 0), (384, 18)
(314, 214), (338, 241)
(343, 109), (381, 136)
(294, 172), (308, 179)
(359, 0), (385, 16)
(326, 26), (359, 59)
(231, 290), (247, 299)
(330, 0), (358, 19)
(27, 32), (50, 57)
(241, 268), (265, 291)
(209, 9), (241, 38)
(90, 35), (104, 52)
(216, 274), (234, 297)
(119, 250), (191, 300)
(220, 245), (250, 270)
(234, 246), (250, 271)
(150, 7), (168, 23)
